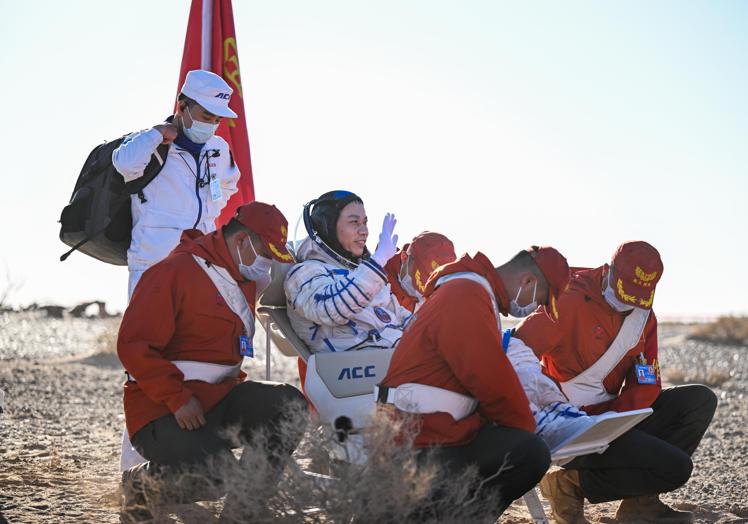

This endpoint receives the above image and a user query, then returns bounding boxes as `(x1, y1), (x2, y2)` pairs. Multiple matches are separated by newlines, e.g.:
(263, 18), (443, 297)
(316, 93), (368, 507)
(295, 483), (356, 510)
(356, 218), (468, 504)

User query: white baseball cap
(180, 70), (238, 118)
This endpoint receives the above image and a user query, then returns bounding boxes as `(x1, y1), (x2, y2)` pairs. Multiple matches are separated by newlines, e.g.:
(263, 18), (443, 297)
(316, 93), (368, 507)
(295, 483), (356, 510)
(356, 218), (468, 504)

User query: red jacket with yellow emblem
(117, 229), (255, 438)
(381, 252), (535, 447)
(384, 247), (418, 312)
(513, 265), (660, 415)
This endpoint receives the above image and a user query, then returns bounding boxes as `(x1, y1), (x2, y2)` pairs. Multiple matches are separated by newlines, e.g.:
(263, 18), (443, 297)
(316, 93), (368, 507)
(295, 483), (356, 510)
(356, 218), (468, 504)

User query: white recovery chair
(256, 261), (391, 464)
(256, 261), (652, 523)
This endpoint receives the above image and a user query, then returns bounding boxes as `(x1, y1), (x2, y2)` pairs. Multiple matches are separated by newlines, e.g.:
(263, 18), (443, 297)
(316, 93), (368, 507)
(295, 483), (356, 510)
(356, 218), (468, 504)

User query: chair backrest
(255, 260), (308, 358)
(258, 260), (294, 308)
(256, 305), (312, 360)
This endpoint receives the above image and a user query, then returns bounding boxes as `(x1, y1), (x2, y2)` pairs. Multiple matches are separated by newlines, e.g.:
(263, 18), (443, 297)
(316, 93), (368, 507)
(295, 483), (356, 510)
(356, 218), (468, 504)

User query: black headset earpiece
(302, 198), (321, 240)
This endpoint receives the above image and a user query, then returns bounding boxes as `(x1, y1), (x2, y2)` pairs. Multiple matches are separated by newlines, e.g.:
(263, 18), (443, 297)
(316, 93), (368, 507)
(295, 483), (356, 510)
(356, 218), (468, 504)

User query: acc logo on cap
(215, 92), (231, 99)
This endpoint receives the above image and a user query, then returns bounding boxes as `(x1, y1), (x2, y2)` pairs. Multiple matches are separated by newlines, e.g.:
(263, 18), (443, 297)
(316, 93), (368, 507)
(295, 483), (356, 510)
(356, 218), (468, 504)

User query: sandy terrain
(1, 312), (747, 523)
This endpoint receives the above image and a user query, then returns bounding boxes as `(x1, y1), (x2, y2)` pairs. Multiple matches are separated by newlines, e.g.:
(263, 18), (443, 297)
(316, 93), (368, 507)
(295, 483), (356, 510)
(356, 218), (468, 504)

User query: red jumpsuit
(118, 229), (255, 438)
(514, 265), (660, 415)
(382, 252), (535, 447)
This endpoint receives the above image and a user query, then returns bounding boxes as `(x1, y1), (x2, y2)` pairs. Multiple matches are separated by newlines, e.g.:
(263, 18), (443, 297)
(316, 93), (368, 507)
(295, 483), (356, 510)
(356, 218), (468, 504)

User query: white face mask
(399, 256), (423, 300)
(603, 272), (635, 312)
(237, 237), (272, 292)
(509, 280), (538, 318)
(183, 106), (219, 143)
(401, 274), (422, 300)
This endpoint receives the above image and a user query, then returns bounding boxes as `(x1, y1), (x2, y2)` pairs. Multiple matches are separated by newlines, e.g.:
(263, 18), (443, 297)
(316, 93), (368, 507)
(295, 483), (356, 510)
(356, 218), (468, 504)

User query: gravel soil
(1, 313), (746, 523)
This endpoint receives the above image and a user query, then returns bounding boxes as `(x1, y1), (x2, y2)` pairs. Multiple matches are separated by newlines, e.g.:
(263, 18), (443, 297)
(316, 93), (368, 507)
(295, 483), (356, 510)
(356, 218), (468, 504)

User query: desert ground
(1, 312), (747, 523)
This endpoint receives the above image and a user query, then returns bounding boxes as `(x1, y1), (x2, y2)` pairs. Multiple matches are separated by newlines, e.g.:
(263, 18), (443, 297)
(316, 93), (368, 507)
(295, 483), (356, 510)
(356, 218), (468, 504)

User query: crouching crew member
(384, 231), (456, 312)
(117, 202), (305, 523)
(379, 246), (570, 517)
(514, 241), (717, 524)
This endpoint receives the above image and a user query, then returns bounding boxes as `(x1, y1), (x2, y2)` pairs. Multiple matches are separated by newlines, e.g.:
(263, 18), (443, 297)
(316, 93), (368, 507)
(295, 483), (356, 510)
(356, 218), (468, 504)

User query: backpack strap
(133, 142), (171, 204)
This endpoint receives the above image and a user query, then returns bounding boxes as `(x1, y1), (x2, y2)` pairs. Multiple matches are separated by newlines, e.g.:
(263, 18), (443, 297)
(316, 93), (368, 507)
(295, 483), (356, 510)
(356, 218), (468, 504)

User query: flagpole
(201, 0), (213, 69)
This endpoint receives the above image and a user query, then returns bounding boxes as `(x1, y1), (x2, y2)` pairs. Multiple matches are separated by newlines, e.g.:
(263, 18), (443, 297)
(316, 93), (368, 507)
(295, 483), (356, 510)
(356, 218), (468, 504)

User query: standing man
(118, 202), (304, 523)
(113, 69), (241, 301)
(384, 231), (456, 312)
(378, 246), (571, 517)
(514, 241), (717, 524)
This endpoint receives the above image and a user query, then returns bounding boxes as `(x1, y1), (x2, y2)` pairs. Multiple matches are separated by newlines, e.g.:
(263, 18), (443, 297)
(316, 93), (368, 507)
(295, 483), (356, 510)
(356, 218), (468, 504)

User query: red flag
(177, 0), (254, 226)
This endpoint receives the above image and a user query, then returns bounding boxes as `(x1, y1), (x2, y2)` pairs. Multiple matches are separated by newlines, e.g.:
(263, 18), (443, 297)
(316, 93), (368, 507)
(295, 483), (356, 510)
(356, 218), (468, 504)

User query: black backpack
(59, 135), (170, 265)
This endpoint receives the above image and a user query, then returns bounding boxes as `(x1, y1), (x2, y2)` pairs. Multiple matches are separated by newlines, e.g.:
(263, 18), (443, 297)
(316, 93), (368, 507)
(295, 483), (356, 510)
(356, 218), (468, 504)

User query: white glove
(371, 213), (398, 267)
(534, 401), (594, 451)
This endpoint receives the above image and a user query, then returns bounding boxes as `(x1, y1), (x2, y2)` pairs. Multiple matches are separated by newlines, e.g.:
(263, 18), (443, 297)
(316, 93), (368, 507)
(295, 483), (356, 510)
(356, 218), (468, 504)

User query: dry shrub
(94, 319), (120, 354)
(689, 316), (748, 346)
(126, 402), (504, 523)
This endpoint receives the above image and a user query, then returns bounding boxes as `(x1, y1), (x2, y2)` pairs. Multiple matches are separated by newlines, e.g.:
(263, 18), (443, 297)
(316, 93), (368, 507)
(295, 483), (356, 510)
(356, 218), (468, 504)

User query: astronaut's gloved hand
(534, 401), (595, 451)
(371, 213), (398, 267)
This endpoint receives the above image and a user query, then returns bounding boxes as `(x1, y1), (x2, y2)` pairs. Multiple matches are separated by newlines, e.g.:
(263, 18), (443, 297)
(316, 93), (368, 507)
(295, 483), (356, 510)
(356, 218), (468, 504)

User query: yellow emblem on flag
(431, 260), (439, 270)
(281, 225), (288, 240)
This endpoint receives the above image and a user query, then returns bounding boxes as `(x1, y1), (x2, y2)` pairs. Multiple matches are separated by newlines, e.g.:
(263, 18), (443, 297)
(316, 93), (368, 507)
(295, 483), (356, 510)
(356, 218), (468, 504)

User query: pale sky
(0, 1), (746, 318)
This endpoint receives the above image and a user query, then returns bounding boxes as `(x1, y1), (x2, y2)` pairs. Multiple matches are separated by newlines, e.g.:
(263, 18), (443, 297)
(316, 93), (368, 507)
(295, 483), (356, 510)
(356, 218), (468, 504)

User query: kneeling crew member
(379, 246), (570, 517)
(515, 241), (717, 524)
(117, 202), (305, 522)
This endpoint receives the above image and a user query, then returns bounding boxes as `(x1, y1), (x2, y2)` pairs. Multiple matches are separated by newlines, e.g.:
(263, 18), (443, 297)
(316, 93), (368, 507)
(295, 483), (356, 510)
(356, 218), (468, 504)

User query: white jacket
(284, 238), (413, 353)
(112, 127), (240, 271)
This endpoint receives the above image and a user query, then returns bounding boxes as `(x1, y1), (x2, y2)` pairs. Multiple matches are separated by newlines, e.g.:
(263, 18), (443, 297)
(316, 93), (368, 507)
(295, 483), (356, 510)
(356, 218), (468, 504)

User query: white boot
(120, 427), (148, 472)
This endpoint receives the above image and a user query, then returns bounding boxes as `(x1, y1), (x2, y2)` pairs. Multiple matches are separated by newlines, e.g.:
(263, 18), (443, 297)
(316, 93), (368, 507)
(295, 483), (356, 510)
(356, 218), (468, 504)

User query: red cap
(610, 241), (663, 309)
(235, 202), (294, 262)
(528, 246), (570, 320)
(408, 232), (457, 293)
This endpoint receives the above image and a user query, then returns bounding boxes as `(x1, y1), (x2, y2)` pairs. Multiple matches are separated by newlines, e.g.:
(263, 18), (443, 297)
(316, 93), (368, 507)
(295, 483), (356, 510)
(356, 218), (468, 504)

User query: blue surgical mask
(237, 238), (272, 292)
(509, 280), (538, 318)
(183, 106), (219, 144)
(603, 272), (635, 312)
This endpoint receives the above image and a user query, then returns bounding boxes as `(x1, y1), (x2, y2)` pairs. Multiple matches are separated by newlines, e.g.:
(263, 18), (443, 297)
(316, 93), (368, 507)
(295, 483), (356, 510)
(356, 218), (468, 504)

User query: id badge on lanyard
(635, 364), (657, 384)
(239, 334), (253, 358)
(210, 177), (222, 202)
(635, 352), (657, 384)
